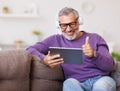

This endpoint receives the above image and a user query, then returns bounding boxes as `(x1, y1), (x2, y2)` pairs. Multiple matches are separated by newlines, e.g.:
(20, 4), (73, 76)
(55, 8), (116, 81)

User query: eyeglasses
(59, 20), (78, 30)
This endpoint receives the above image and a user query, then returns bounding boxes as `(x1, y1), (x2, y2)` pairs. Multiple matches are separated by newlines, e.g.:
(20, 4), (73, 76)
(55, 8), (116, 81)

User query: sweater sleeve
(93, 51), (115, 72)
(26, 38), (52, 60)
(26, 46), (45, 60)
(26, 34), (60, 60)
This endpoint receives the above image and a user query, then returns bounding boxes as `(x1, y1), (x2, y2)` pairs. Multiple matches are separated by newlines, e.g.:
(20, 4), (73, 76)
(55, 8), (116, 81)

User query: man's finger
(85, 36), (89, 45)
(47, 51), (51, 55)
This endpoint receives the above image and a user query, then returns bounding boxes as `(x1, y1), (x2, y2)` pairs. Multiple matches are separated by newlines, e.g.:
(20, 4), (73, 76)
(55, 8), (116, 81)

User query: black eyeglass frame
(59, 18), (79, 30)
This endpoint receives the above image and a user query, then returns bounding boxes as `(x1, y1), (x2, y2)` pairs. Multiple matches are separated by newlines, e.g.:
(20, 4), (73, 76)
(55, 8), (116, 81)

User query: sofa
(0, 49), (120, 91)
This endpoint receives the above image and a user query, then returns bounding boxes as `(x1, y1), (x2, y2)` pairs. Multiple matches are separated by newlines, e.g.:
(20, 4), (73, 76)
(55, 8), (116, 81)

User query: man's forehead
(59, 15), (76, 23)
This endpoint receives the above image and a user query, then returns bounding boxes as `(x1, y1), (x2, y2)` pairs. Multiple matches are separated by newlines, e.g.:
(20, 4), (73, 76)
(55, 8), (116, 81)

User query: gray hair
(58, 7), (79, 19)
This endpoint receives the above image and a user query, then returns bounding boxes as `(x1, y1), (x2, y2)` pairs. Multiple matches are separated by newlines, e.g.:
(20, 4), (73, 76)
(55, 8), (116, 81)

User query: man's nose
(66, 25), (72, 31)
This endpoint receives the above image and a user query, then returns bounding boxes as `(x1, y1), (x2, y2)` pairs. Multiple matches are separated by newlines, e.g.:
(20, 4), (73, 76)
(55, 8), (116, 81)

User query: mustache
(66, 29), (79, 33)
(66, 27), (78, 33)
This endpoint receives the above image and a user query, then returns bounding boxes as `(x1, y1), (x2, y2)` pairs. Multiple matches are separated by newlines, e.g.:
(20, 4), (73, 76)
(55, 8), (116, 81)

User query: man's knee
(93, 76), (116, 91)
(63, 78), (80, 85)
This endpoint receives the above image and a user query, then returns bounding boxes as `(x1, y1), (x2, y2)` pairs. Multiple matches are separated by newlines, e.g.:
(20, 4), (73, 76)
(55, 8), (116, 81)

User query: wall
(0, 0), (120, 52)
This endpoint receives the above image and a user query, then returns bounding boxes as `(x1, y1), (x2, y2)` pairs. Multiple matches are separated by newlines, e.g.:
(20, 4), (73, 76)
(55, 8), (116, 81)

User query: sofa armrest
(111, 62), (120, 87)
(0, 49), (32, 91)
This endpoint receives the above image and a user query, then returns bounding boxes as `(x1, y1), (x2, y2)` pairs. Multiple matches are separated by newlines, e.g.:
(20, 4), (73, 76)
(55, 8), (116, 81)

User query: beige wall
(0, 0), (120, 52)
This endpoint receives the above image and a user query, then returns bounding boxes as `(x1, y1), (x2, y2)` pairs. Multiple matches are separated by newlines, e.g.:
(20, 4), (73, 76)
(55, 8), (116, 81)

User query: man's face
(59, 13), (79, 40)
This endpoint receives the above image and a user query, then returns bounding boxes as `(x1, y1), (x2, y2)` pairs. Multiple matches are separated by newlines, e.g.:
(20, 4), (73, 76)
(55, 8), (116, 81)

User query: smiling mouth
(66, 30), (75, 35)
(67, 33), (74, 36)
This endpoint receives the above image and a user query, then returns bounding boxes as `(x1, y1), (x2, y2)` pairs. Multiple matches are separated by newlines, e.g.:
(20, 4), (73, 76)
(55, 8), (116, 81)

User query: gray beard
(62, 30), (79, 40)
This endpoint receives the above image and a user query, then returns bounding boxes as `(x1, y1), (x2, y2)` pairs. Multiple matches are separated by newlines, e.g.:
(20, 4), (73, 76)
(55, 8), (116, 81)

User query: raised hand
(82, 36), (95, 58)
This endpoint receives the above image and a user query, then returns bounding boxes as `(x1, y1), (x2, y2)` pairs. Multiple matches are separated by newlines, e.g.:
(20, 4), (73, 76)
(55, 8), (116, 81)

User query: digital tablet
(49, 47), (83, 64)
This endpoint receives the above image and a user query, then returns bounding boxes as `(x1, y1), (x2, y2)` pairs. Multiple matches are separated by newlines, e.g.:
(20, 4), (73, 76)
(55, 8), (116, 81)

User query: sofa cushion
(30, 56), (65, 91)
(31, 79), (63, 91)
(0, 49), (32, 91)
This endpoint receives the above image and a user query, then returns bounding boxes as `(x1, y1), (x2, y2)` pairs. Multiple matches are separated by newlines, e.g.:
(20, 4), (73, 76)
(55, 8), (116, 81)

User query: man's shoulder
(48, 34), (62, 38)
(86, 32), (102, 38)
(84, 32), (104, 42)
